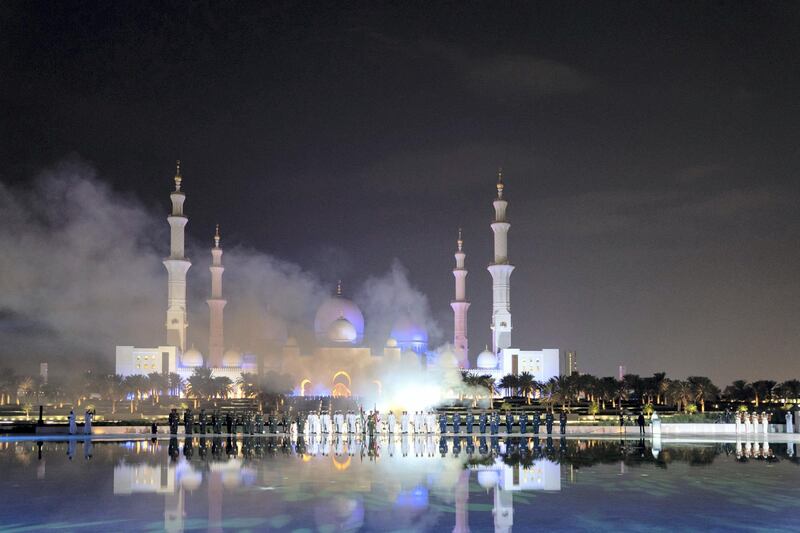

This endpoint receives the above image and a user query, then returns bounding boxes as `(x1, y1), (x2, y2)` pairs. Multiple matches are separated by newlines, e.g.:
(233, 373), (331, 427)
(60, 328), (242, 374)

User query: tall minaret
(487, 168), (514, 354)
(163, 161), (191, 352)
(450, 228), (470, 368)
(207, 224), (226, 367)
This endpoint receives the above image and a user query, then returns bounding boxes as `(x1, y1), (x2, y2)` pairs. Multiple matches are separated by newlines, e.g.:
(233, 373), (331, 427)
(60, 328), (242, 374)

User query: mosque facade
(115, 163), (562, 398)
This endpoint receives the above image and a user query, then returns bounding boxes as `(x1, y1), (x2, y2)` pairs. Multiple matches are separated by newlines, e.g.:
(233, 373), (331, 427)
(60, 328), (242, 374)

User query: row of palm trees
(459, 371), (800, 413)
(0, 367), (291, 414)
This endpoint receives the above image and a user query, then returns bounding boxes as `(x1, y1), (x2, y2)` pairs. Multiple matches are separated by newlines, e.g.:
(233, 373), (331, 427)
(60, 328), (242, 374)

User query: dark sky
(2, 1), (799, 384)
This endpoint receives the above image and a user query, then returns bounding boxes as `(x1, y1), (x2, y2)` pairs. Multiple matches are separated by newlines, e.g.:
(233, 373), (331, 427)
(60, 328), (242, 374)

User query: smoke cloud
(0, 159), (442, 386)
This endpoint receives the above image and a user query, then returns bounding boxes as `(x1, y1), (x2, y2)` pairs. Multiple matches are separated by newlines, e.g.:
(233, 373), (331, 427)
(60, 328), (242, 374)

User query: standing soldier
(479, 412), (488, 434)
(489, 411), (499, 435)
(439, 412), (448, 434)
(268, 412), (277, 434)
(184, 409), (193, 435)
(533, 411), (541, 435)
(465, 411), (475, 434)
(401, 411), (410, 434)
(519, 411), (529, 434)
(199, 409), (207, 434)
(225, 412), (233, 434)
(387, 411), (396, 434)
(559, 411), (567, 435)
(453, 412), (461, 434)
(545, 411), (554, 434)
(505, 411), (514, 434)
(255, 412), (264, 434)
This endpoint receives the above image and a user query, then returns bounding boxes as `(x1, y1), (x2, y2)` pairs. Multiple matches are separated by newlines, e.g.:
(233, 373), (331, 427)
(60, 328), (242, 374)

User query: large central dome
(314, 282), (364, 344)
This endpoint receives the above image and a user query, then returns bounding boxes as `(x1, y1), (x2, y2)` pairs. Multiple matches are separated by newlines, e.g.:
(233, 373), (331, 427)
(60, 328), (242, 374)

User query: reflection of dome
(222, 349), (242, 368)
(477, 347), (497, 369)
(477, 469), (499, 489)
(180, 469), (203, 491)
(314, 289), (364, 343)
(327, 317), (358, 343)
(182, 347), (204, 368)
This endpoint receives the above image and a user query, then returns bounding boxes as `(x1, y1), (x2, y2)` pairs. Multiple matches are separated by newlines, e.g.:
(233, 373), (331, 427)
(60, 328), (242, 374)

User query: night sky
(2, 2), (799, 383)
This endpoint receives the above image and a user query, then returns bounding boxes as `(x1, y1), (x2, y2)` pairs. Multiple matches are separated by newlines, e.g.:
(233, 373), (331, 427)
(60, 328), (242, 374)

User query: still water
(0, 435), (798, 532)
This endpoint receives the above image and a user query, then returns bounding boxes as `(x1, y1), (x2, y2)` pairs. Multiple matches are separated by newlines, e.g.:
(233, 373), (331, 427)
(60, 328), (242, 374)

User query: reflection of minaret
(207, 224), (227, 367)
(164, 466), (184, 533)
(487, 169), (514, 354)
(453, 469), (471, 533)
(451, 228), (470, 368)
(492, 485), (513, 533)
(164, 161), (191, 352)
(208, 470), (223, 533)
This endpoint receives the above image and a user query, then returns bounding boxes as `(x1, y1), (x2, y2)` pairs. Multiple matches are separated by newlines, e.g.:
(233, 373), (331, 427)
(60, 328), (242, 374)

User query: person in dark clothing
(479, 412), (487, 434)
(559, 411), (567, 435)
(619, 412), (625, 431)
(532, 411), (541, 435)
(225, 413), (233, 434)
(545, 412), (554, 434)
(637, 412), (646, 435)
(465, 411), (474, 434)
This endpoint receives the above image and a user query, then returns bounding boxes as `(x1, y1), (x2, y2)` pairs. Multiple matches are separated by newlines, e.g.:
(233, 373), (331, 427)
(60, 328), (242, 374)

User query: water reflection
(0, 435), (797, 532)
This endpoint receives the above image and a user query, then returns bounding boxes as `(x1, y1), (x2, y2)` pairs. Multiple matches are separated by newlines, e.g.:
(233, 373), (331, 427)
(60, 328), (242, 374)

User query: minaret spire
(207, 224), (227, 367)
(451, 227), (470, 368)
(163, 160), (191, 352)
(487, 168), (514, 354)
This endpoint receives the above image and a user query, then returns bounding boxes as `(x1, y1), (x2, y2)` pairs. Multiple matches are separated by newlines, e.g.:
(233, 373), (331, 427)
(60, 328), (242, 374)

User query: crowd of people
(163, 407), (573, 436)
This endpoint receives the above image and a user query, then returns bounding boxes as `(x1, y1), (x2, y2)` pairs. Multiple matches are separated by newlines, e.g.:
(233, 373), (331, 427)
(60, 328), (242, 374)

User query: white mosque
(115, 163), (562, 398)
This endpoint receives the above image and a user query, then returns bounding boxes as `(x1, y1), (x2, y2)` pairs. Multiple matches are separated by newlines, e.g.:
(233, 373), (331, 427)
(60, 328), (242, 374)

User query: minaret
(207, 224), (227, 367)
(487, 168), (514, 354)
(163, 161), (191, 352)
(451, 228), (470, 368)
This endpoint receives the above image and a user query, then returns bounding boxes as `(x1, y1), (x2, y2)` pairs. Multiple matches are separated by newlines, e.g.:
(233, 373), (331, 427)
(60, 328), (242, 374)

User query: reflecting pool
(0, 435), (798, 532)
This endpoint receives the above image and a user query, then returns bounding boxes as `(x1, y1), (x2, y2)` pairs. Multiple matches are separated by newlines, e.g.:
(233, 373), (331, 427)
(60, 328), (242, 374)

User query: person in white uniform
(401, 411), (410, 434)
(387, 411), (397, 434)
(68, 409), (77, 435)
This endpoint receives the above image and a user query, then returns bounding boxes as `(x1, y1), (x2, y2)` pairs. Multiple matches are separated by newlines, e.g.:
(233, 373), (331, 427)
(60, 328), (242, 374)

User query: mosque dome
(222, 349), (242, 368)
(327, 316), (358, 344)
(391, 315), (429, 356)
(477, 469), (499, 489)
(476, 347), (497, 370)
(181, 347), (204, 368)
(314, 283), (364, 343)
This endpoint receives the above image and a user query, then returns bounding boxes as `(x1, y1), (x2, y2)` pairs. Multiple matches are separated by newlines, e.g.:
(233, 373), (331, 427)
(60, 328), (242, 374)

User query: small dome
(390, 316), (428, 344)
(327, 316), (358, 343)
(477, 469), (499, 489)
(222, 349), (242, 368)
(182, 347), (204, 368)
(476, 348), (497, 369)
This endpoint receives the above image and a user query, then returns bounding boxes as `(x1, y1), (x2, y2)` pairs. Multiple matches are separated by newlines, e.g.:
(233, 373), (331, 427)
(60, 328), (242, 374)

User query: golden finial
(496, 167), (504, 198)
(214, 224), (220, 248)
(174, 160), (182, 192)
(457, 227), (463, 251)
(336, 280), (343, 296)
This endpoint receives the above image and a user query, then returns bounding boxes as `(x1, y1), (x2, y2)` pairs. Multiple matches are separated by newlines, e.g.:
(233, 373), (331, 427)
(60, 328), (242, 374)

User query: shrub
(685, 403), (698, 414)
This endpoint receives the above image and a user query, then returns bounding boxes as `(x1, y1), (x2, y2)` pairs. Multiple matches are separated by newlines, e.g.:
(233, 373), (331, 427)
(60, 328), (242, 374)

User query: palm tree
(687, 376), (719, 413)
(776, 379), (800, 402)
(652, 372), (668, 405)
(539, 378), (562, 413)
(477, 374), (497, 401)
(599, 377), (617, 409)
(238, 372), (260, 399)
(124, 374), (149, 413)
(666, 380), (693, 412)
(0, 368), (19, 405)
(517, 372), (537, 405)
(167, 372), (185, 398)
(212, 376), (233, 399)
(147, 373), (169, 404)
(186, 368), (214, 404)
(750, 380), (777, 407)
(723, 379), (753, 403)
(102, 374), (125, 414)
(622, 374), (644, 404)
(498, 374), (519, 397)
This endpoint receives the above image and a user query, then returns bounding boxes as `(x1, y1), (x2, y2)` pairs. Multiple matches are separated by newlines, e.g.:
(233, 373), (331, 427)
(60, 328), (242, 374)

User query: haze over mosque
(116, 163), (563, 402)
